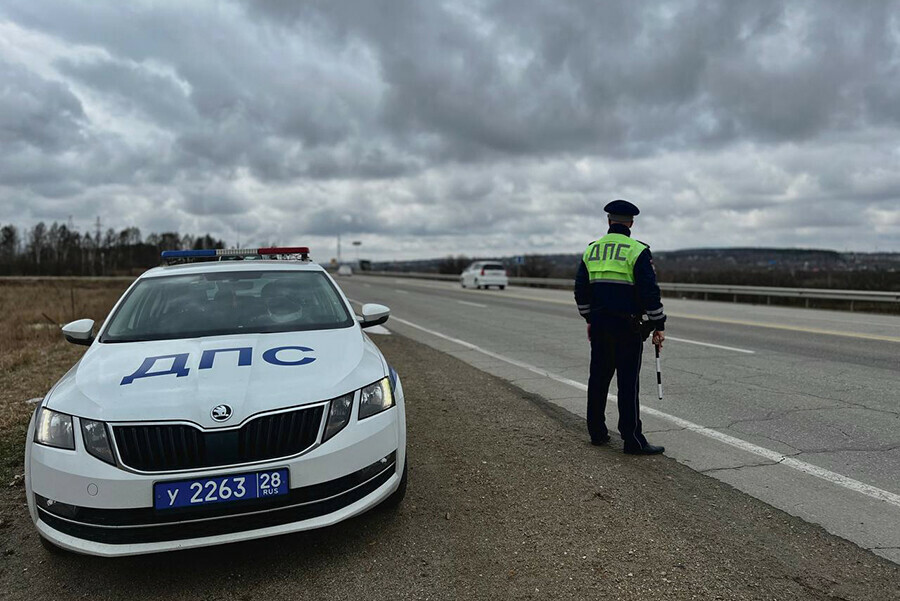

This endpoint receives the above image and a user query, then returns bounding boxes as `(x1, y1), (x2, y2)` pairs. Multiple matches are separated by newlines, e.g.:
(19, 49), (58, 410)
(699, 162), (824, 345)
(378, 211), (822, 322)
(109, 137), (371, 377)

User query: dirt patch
(0, 279), (129, 480)
(0, 322), (897, 600)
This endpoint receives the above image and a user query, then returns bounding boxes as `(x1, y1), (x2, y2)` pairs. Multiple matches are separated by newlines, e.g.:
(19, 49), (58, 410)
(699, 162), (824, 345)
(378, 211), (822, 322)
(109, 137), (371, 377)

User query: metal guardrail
(656, 282), (900, 304)
(363, 271), (900, 309)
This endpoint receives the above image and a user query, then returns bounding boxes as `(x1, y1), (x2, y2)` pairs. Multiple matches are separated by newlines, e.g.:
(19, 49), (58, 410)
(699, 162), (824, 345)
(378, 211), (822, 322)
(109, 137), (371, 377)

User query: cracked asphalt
(339, 276), (900, 564)
(3, 332), (898, 600)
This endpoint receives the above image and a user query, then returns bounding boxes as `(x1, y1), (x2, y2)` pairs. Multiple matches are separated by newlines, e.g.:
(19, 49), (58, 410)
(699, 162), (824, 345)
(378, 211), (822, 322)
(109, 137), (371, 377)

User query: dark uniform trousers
(587, 312), (649, 450)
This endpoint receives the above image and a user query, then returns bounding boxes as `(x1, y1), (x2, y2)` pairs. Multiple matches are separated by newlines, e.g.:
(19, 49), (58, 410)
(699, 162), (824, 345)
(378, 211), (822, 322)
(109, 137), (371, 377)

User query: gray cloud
(56, 56), (196, 127)
(0, 58), (86, 152)
(0, 0), (898, 258)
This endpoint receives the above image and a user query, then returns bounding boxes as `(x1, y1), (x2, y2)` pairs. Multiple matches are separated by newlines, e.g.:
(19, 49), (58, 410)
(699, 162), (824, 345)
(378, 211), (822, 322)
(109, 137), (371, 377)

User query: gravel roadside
(1, 332), (898, 600)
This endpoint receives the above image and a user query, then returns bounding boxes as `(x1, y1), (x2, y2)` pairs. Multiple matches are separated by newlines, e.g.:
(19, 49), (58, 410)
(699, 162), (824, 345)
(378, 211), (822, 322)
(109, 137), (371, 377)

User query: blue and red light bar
(161, 247), (310, 261)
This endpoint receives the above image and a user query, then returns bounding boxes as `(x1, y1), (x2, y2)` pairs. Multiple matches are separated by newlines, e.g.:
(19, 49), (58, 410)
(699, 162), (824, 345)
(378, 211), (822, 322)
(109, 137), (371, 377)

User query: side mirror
(62, 319), (95, 346)
(358, 303), (390, 329)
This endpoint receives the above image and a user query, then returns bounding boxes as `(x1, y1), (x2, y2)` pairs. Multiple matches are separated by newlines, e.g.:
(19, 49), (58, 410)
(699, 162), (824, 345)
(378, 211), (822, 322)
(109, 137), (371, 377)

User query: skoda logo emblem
(211, 404), (233, 422)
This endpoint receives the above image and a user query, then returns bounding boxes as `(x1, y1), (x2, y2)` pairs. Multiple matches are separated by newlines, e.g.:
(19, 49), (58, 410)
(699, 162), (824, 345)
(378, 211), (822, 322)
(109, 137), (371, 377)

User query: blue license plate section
(154, 468), (289, 510)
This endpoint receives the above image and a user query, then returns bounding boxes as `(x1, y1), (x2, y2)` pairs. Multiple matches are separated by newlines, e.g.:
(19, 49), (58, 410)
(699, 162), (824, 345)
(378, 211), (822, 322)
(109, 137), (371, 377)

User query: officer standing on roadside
(574, 200), (667, 455)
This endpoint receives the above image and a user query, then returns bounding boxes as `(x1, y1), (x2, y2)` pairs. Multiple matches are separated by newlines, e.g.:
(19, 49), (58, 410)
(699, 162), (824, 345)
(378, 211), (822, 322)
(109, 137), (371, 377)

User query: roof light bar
(257, 247), (309, 255)
(161, 247), (311, 262)
(160, 249), (217, 259)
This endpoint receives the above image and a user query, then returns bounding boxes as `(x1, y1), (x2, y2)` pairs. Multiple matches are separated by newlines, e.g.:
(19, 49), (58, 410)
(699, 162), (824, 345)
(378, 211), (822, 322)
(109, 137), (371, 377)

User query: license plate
(154, 468), (289, 510)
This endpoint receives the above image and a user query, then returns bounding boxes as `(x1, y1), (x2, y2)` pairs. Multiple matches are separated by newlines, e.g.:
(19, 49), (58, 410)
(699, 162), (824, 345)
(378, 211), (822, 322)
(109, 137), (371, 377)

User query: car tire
(499, 285), (505, 290)
(380, 456), (408, 510)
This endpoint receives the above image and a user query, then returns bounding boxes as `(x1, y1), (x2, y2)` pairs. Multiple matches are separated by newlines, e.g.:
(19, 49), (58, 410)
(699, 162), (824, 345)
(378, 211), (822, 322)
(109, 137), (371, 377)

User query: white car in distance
(460, 261), (508, 290)
(25, 246), (407, 557)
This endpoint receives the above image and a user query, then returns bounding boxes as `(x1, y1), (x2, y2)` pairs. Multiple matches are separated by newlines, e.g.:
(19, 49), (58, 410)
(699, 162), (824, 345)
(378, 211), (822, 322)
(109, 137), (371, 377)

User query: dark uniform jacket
(574, 223), (666, 330)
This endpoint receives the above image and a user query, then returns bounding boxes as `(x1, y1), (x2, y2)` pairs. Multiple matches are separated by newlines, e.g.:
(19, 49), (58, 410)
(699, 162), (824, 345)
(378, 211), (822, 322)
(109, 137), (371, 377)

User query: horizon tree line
(0, 222), (225, 276)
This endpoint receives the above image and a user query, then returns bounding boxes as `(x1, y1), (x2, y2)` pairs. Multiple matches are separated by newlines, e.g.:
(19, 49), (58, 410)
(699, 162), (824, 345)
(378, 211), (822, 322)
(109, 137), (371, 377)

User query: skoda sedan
(25, 248), (406, 556)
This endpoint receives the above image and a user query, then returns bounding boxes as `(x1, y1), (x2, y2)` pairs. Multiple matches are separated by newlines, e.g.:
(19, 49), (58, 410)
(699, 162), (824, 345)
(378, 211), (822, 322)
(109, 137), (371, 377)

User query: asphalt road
(3, 334), (898, 600)
(339, 275), (900, 564)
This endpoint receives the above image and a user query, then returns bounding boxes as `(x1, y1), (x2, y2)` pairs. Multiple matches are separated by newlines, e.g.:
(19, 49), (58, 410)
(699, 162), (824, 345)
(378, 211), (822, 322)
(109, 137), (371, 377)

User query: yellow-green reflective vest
(582, 233), (647, 285)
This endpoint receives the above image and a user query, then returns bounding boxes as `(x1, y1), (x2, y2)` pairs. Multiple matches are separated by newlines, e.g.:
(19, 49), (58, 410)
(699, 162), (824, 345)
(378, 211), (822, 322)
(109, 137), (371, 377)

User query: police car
(25, 247), (407, 556)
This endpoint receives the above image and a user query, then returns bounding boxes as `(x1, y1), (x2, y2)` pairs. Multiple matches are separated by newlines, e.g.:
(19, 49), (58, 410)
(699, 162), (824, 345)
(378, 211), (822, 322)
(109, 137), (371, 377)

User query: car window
(483, 263), (504, 271)
(101, 270), (353, 342)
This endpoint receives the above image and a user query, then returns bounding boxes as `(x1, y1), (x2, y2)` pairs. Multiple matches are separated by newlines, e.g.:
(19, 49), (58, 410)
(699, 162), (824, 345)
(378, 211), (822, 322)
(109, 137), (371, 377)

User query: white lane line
(394, 289), (409, 294)
(391, 316), (900, 509)
(666, 336), (755, 354)
(457, 300), (487, 308)
(358, 277), (900, 343)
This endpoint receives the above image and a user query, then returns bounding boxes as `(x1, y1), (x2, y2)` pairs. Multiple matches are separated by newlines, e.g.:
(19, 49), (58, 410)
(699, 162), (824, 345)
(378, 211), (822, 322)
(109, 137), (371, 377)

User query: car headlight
(358, 377), (394, 420)
(323, 393), (354, 442)
(34, 408), (75, 450)
(80, 419), (116, 465)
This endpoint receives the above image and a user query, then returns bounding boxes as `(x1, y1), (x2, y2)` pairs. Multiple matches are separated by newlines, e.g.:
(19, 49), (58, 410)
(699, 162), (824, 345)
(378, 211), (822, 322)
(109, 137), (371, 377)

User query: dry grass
(0, 278), (131, 478)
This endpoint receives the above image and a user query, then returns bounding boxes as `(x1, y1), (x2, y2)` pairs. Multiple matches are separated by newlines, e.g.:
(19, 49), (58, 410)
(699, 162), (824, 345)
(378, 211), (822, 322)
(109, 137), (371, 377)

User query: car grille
(112, 405), (325, 472)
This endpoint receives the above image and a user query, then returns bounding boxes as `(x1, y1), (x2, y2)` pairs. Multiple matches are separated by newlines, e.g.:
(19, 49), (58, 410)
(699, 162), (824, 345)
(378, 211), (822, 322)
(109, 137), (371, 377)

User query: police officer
(574, 200), (666, 455)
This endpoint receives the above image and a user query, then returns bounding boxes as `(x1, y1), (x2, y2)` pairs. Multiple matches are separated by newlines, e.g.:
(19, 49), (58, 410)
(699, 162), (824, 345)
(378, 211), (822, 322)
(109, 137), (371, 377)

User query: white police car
(25, 247), (406, 556)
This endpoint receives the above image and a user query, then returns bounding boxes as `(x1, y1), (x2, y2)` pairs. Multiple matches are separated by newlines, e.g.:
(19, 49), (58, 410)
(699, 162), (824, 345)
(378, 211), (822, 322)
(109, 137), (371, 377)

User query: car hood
(46, 327), (386, 429)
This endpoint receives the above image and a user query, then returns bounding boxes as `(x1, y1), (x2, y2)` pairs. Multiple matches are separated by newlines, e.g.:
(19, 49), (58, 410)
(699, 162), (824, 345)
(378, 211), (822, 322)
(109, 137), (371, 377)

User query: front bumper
(26, 396), (405, 557)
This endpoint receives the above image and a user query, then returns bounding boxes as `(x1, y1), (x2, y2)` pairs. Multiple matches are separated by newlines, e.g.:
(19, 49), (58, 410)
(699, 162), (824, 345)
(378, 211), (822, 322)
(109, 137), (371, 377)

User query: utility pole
(95, 216), (103, 276)
(337, 233), (342, 263)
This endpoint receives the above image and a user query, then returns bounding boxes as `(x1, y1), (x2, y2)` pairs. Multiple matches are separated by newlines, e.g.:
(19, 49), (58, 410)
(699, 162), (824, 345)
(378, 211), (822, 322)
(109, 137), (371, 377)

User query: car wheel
(499, 285), (505, 290)
(380, 456), (407, 510)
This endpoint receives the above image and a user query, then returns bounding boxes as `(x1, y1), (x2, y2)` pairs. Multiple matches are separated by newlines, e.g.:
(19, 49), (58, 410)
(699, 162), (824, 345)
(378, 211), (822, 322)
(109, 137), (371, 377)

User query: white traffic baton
(654, 343), (663, 400)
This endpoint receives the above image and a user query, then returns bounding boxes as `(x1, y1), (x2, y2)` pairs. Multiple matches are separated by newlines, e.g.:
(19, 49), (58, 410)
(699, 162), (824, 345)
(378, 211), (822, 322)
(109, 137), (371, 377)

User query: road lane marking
(354, 278), (900, 344)
(356, 276), (900, 342)
(355, 282), (753, 353)
(666, 336), (755, 354)
(457, 300), (487, 308)
(481, 288), (900, 343)
(394, 289), (409, 294)
(665, 313), (900, 343)
(391, 316), (900, 509)
(497, 288), (900, 342)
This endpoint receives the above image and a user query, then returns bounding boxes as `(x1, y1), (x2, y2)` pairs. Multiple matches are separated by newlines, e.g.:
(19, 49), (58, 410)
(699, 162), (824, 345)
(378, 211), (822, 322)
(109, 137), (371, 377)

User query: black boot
(624, 444), (664, 455)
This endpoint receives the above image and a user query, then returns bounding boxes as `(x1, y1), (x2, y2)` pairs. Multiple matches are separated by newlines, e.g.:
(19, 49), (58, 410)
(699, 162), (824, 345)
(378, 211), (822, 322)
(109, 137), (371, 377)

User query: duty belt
(594, 310), (654, 341)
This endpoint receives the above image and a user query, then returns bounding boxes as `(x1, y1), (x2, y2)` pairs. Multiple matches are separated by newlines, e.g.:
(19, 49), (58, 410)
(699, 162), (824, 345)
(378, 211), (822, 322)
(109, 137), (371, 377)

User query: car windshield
(101, 270), (353, 343)
(483, 264), (504, 271)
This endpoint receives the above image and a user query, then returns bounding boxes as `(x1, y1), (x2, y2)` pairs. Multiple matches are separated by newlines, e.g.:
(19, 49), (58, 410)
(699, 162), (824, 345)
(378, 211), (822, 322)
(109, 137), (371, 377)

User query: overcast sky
(1, 1), (899, 260)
